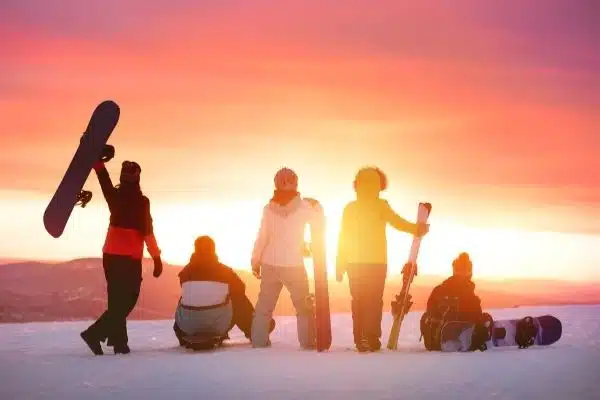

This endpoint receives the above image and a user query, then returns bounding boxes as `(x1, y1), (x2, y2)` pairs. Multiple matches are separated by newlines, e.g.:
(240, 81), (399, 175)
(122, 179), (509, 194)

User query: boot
(80, 331), (103, 356)
(113, 344), (131, 354)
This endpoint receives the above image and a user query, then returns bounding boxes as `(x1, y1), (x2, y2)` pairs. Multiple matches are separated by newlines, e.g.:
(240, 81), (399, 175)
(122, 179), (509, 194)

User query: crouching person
(173, 235), (274, 347)
(420, 252), (491, 351)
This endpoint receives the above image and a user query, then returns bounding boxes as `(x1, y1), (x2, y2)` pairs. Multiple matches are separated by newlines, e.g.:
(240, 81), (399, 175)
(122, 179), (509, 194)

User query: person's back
(174, 236), (275, 346)
(336, 167), (429, 352)
(250, 167), (323, 349)
(421, 252), (483, 350)
(337, 168), (422, 267)
(426, 275), (482, 322)
(253, 194), (323, 269)
(174, 236), (244, 343)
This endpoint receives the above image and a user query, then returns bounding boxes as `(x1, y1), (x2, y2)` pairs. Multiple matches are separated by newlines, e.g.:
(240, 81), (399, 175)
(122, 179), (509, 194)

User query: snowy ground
(1, 305), (599, 399)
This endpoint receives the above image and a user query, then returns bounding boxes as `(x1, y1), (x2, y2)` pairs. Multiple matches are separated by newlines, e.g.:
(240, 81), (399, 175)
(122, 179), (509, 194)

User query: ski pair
(387, 202), (432, 350)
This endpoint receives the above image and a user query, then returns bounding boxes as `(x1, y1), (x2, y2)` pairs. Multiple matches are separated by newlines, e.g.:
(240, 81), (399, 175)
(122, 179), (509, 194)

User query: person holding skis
(336, 166), (429, 352)
(80, 159), (163, 355)
(420, 252), (488, 351)
(173, 235), (275, 346)
(250, 167), (325, 349)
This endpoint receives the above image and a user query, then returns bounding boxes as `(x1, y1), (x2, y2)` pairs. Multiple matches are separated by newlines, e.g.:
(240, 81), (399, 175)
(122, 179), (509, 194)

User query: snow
(1, 305), (599, 400)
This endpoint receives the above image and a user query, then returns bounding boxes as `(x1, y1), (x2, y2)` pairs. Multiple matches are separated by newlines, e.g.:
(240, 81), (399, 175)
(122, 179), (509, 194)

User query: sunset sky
(1, 0), (598, 281)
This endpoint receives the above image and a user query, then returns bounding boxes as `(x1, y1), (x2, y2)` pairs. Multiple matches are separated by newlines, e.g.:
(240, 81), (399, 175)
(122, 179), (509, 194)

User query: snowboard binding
(75, 190), (92, 208)
(391, 292), (413, 316)
(515, 316), (537, 348)
(469, 313), (494, 352)
(101, 144), (115, 162)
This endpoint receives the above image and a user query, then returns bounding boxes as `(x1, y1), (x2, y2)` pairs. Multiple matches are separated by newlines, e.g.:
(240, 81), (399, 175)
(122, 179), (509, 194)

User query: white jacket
(252, 195), (325, 268)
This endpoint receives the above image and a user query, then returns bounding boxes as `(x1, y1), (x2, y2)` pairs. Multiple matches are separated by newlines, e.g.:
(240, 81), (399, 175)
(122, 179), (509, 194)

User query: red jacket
(94, 163), (161, 260)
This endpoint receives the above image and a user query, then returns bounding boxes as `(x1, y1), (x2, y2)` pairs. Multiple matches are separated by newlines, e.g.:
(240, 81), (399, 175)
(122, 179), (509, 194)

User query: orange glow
(1, 1), (599, 282)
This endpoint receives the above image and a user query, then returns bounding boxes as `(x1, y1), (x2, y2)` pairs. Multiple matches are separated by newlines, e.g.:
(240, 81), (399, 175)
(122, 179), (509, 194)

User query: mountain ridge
(1, 258), (598, 323)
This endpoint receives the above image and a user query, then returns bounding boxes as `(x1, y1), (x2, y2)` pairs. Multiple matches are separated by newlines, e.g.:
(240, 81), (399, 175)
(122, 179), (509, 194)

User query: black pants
(84, 254), (142, 347)
(346, 263), (387, 345)
(173, 292), (261, 343)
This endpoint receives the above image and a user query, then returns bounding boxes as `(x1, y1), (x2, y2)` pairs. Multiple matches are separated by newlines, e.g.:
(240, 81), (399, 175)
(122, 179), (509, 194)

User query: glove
(153, 256), (163, 278)
(93, 161), (105, 172)
(251, 259), (261, 279)
(415, 222), (429, 237)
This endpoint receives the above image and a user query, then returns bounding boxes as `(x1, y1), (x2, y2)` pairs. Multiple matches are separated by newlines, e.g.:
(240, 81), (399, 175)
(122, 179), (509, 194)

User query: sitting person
(173, 235), (274, 346)
(420, 252), (490, 351)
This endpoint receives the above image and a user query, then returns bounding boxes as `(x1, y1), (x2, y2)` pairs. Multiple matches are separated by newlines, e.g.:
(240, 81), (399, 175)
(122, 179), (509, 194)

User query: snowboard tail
(43, 100), (120, 238)
(387, 202), (432, 350)
(307, 200), (331, 352)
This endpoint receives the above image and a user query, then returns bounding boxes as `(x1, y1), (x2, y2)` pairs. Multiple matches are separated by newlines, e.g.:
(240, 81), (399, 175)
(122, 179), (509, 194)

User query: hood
(354, 168), (383, 201)
(178, 252), (220, 279)
(268, 193), (302, 217)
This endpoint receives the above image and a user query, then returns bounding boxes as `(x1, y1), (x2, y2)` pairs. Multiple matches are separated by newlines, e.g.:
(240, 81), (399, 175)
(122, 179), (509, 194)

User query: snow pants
(346, 263), (387, 346)
(251, 265), (315, 349)
(174, 299), (233, 338)
(83, 254), (142, 347)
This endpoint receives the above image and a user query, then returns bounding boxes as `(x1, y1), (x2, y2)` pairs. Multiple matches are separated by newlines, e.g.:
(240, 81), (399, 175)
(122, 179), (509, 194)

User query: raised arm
(382, 200), (416, 235)
(92, 161), (116, 211)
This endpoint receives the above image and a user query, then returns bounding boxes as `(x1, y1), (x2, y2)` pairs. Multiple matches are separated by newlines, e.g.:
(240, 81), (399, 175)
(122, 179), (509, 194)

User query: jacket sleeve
(142, 197), (161, 259)
(461, 292), (483, 320)
(94, 162), (116, 211)
(178, 267), (189, 287)
(251, 206), (271, 263)
(224, 266), (246, 296)
(426, 285), (442, 314)
(382, 200), (416, 234)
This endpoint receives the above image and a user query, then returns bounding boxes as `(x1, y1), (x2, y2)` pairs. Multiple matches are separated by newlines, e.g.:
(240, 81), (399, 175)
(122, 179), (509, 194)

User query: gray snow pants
(251, 265), (315, 349)
(174, 299), (233, 337)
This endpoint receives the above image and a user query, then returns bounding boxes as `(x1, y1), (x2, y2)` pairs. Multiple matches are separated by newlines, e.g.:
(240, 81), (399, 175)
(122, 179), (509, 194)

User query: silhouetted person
(250, 167), (324, 349)
(173, 235), (275, 345)
(336, 166), (429, 352)
(80, 159), (163, 355)
(420, 252), (485, 351)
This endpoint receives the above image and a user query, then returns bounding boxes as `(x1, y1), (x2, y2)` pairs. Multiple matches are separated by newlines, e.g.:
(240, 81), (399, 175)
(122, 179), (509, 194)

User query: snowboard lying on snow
(440, 315), (562, 352)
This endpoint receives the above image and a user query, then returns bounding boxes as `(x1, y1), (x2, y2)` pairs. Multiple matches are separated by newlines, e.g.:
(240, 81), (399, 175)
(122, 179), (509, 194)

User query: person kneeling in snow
(173, 236), (275, 346)
(420, 252), (491, 351)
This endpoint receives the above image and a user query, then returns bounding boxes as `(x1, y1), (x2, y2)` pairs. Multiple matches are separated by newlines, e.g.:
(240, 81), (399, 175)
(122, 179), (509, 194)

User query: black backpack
(420, 296), (460, 351)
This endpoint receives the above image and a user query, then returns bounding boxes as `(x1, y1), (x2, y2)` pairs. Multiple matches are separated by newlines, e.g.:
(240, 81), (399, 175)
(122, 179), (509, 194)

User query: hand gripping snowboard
(43, 100), (119, 238)
(387, 202), (432, 350)
(440, 315), (562, 352)
(307, 198), (332, 351)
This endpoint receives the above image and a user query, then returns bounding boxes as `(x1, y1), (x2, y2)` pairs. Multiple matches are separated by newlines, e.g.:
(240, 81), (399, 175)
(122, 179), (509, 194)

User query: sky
(1, 0), (599, 281)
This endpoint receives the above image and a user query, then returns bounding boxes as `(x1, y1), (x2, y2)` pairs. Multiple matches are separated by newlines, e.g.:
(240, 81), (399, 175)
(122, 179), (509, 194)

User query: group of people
(79, 157), (487, 355)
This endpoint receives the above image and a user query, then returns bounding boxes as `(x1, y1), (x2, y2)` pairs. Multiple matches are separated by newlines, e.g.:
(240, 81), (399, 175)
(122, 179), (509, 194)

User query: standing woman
(80, 159), (163, 355)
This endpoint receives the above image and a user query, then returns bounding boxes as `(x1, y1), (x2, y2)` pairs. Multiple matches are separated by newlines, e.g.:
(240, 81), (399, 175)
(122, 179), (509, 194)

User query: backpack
(420, 296), (460, 351)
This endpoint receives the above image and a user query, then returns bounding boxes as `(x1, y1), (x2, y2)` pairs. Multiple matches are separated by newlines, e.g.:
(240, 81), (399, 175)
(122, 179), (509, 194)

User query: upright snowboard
(387, 202), (432, 350)
(43, 100), (120, 238)
(440, 315), (562, 352)
(309, 199), (331, 352)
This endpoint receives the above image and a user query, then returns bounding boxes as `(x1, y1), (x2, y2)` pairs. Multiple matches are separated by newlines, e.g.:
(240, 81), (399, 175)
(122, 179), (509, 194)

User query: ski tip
(420, 202), (432, 213)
